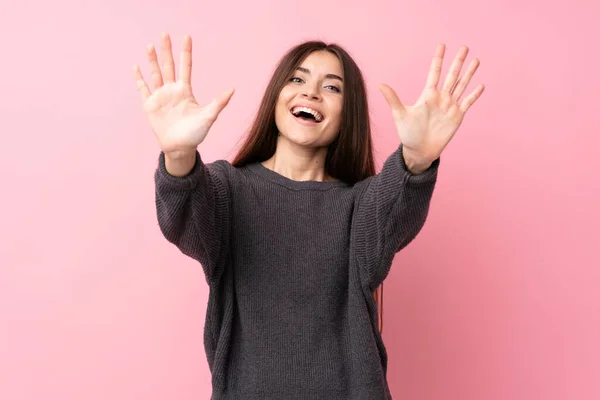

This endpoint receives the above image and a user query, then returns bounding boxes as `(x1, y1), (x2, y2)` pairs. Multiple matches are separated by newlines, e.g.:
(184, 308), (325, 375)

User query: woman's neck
(260, 135), (336, 182)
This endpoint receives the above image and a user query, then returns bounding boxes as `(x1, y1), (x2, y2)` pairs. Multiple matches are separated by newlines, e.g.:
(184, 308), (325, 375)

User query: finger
(146, 44), (164, 90)
(425, 43), (446, 89)
(179, 34), (192, 85)
(442, 45), (469, 92)
(459, 84), (485, 113)
(378, 83), (406, 119)
(208, 88), (236, 117)
(132, 64), (151, 102)
(451, 58), (480, 101)
(160, 32), (176, 83)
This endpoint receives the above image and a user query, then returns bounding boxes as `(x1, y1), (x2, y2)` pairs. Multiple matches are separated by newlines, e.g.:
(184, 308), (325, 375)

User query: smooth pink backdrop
(1, 0), (598, 399)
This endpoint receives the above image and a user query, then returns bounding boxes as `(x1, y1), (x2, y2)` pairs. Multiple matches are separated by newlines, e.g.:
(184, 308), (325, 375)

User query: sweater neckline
(246, 162), (349, 191)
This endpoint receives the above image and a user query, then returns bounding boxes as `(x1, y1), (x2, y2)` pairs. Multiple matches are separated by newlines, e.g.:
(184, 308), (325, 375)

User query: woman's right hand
(132, 33), (234, 159)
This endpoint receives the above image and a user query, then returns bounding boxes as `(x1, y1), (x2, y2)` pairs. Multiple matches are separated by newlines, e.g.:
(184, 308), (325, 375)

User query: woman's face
(275, 50), (344, 148)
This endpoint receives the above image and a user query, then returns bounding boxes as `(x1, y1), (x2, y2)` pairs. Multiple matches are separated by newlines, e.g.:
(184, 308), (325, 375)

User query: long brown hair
(231, 40), (385, 333)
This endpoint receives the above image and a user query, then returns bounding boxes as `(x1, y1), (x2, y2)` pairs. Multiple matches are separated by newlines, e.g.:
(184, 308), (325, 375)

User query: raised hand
(132, 33), (234, 158)
(379, 44), (484, 173)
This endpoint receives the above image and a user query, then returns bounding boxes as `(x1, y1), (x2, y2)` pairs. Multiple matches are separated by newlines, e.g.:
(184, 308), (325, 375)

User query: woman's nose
(301, 90), (321, 100)
(301, 84), (321, 100)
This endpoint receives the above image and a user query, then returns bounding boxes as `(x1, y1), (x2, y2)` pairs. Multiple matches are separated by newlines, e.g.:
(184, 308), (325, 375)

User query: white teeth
(291, 106), (323, 122)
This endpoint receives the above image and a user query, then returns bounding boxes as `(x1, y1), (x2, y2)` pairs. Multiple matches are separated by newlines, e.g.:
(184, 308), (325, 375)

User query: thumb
(209, 87), (235, 116)
(379, 83), (405, 118)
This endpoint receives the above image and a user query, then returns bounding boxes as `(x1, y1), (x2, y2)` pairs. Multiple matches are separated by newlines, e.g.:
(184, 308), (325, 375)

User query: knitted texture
(154, 144), (439, 399)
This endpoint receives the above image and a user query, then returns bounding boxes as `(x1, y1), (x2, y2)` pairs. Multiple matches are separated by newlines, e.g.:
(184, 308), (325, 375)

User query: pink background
(1, 0), (598, 399)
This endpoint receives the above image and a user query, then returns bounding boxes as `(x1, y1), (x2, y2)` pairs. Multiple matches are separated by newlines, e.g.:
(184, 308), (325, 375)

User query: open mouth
(290, 106), (323, 123)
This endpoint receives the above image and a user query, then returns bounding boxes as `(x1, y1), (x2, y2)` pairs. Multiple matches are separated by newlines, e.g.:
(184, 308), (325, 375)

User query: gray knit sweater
(154, 143), (439, 399)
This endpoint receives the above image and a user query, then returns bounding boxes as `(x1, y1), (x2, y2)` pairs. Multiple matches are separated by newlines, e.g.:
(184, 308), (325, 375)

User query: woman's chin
(280, 127), (338, 147)
(283, 134), (327, 149)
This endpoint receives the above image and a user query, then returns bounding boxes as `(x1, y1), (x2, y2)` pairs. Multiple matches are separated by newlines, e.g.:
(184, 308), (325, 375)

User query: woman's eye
(289, 77), (340, 93)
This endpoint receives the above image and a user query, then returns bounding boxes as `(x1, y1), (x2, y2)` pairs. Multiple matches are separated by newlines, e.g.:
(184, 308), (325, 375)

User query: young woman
(132, 32), (483, 400)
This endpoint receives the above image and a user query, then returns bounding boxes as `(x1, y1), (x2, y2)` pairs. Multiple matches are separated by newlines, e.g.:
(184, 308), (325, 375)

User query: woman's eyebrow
(296, 66), (344, 83)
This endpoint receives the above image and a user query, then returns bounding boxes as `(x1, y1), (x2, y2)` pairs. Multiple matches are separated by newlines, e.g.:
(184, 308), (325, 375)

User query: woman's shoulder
(207, 159), (365, 195)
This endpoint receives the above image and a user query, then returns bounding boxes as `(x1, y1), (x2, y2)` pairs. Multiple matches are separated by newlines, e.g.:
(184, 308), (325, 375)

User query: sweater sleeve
(154, 150), (231, 286)
(353, 144), (440, 290)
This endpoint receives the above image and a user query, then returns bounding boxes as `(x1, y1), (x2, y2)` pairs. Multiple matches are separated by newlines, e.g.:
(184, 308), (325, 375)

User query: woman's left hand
(379, 44), (485, 174)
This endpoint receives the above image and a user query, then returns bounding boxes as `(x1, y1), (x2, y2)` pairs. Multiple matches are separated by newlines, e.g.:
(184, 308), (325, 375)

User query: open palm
(380, 44), (485, 164)
(132, 33), (234, 156)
